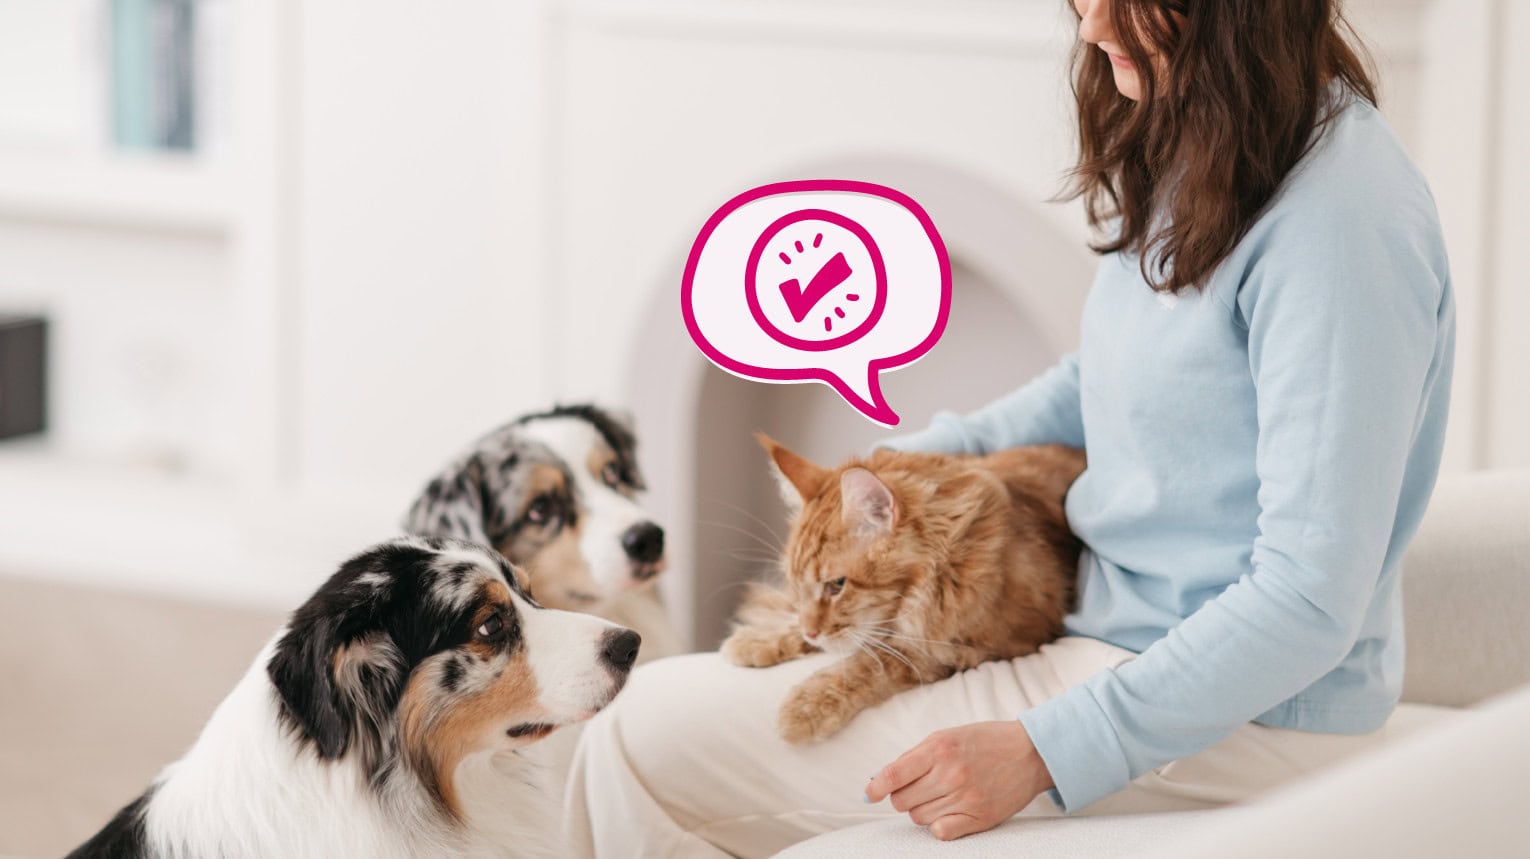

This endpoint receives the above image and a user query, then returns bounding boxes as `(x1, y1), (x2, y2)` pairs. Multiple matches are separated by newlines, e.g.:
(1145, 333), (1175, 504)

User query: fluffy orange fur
(722, 435), (1087, 744)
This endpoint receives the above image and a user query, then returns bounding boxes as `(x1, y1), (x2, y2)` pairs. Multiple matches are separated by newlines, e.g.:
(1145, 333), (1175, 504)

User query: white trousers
(563, 637), (1442, 859)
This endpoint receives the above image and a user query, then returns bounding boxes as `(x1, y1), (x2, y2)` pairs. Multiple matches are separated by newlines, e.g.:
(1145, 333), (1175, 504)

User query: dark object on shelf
(0, 315), (47, 439)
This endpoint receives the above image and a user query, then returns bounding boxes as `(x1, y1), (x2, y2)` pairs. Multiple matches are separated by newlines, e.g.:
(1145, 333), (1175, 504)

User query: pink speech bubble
(681, 180), (952, 427)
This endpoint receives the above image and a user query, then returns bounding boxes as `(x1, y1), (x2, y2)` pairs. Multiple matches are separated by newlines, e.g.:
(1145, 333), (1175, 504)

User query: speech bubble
(681, 180), (951, 427)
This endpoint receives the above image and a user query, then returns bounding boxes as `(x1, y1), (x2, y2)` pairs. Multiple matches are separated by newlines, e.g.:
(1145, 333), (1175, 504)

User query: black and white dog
(404, 404), (682, 661)
(70, 538), (639, 858)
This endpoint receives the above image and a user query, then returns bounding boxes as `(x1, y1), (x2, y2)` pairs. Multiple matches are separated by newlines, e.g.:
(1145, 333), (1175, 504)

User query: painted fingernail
(862, 793), (873, 804)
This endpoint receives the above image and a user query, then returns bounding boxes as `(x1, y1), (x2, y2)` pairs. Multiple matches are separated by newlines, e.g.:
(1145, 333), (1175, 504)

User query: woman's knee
(605, 654), (740, 754)
(602, 651), (825, 771)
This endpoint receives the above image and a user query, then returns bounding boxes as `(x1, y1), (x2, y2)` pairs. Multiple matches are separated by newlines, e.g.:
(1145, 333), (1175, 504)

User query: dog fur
(403, 404), (682, 662)
(69, 538), (639, 858)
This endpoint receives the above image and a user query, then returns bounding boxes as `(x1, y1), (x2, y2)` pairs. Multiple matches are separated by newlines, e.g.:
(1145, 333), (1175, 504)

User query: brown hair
(1068, 0), (1378, 293)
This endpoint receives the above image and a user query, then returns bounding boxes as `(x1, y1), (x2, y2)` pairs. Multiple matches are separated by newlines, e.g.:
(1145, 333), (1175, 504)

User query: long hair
(1067, 0), (1378, 293)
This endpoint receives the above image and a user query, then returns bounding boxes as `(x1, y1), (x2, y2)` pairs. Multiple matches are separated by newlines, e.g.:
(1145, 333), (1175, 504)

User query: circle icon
(744, 209), (888, 352)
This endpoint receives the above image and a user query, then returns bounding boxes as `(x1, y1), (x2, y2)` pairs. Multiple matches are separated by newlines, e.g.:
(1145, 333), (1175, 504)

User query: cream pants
(563, 637), (1441, 858)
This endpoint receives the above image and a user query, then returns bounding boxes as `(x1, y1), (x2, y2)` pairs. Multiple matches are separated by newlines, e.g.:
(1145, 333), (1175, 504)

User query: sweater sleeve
(1019, 203), (1450, 811)
(877, 352), (1086, 454)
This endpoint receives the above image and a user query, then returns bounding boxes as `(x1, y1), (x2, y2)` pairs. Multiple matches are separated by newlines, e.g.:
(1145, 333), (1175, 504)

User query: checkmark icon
(779, 252), (852, 324)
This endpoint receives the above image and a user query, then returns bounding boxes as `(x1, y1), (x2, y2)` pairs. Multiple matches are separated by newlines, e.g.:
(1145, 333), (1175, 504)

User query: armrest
(1400, 469), (1530, 707)
(1140, 684), (1530, 858)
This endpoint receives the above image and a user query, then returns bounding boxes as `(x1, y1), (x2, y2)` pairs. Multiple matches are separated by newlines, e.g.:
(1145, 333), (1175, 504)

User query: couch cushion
(1401, 469), (1530, 707)
(774, 810), (1224, 858)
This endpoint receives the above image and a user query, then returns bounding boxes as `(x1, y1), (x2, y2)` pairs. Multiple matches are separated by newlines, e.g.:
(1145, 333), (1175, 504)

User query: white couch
(780, 469), (1530, 858)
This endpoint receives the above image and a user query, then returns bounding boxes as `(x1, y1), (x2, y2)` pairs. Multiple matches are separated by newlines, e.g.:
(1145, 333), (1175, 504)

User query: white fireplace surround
(0, 0), (1522, 640)
(626, 154), (1093, 645)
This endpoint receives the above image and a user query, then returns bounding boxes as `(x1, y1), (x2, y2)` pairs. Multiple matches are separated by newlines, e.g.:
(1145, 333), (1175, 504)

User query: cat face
(759, 434), (924, 653)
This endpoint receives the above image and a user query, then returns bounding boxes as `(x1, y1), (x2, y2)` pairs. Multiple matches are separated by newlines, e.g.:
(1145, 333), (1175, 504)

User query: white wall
(0, 0), (1523, 612)
(294, 0), (557, 506)
(1402, 0), (1528, 472)
(1485, 0), (1530, 467)
(552, 1), (1083, 404)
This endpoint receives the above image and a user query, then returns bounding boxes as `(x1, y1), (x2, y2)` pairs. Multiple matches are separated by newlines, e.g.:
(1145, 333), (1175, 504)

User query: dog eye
(601, 462), (622, 488)
(476, 614), (504, 640)
(524, 494), (558, 525)
(825, 577), (847, 596)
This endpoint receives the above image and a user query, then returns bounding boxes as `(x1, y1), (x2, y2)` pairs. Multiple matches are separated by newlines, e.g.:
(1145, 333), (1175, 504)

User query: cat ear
(756, 433), (829, 509)
(840, 468), (897, 537)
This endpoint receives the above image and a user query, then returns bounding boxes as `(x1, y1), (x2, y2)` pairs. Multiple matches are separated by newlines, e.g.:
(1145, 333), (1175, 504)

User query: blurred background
(0, 1), (1525, 854)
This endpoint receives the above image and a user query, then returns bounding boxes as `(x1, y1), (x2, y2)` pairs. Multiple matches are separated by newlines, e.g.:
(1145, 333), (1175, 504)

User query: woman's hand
(865, 721), (1054, 841)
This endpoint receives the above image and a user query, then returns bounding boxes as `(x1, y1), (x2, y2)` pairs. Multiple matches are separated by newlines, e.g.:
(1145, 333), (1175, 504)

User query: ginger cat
(722, 434), (1087, 744)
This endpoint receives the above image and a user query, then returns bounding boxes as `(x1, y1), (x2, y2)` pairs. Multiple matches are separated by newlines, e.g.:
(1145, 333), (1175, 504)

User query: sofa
(780, 468), (1530, 858)
(4, 471), (1524, 858)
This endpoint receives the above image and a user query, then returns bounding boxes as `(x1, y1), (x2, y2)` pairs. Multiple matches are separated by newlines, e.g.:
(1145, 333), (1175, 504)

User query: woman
(565, 0), (1455, 854)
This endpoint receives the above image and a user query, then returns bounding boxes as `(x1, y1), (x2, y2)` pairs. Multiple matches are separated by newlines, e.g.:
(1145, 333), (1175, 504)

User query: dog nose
(621, 522), (665, 564)
(601, 628), (642, 672)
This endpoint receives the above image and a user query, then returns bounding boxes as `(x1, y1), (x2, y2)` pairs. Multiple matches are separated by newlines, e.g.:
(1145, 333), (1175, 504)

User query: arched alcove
(626, 156), (1095, 648)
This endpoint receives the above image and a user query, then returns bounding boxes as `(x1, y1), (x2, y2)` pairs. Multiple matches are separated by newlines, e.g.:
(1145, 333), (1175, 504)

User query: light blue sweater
(883, 94), (1455, 811)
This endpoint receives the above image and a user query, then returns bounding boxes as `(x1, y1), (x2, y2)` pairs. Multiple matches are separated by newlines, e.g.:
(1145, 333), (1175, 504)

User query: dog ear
(268, 607), (407, 762)
(402, 452), (497, 545)
(604, 407), (637, 435)
(755, 433), (830, 510)
(573, 403), (647, 491)
(268, 616), (354, 759)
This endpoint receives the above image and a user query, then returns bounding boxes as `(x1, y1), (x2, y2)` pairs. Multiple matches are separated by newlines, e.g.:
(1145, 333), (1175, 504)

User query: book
(110, 0), (198, 152)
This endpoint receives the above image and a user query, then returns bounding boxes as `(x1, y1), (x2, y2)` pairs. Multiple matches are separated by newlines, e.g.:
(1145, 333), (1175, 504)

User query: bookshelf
(0, 0), (271, 604)
(0, 0), (233, 232)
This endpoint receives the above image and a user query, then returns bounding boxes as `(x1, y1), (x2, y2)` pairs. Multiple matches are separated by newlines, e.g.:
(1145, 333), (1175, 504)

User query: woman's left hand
(865, 720), (1054, 841)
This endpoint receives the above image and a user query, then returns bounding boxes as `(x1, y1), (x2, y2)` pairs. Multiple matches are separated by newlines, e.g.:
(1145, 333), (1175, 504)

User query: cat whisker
(857, 633), (923, 679)
(706, 499), (788, 549)
(853, 632), (901, 681)
(698, 519), (785, 556)
(856, 623), (949, 649)
(855, 631), (936, 667)
(725, 549), (783, 564)
(697, 579), (766, 614)
(870, 631), (948, 648)
(877, 642), (935, 665)
(845, 632), (891, 679)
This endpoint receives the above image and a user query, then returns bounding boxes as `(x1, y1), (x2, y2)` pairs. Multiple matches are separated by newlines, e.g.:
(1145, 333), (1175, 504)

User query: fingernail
(862, 793), (873, 804)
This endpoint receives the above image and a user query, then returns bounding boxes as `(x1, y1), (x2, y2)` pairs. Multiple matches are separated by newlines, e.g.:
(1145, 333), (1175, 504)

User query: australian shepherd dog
(404, 404), (682, 661)
(70, 537), (639, 858)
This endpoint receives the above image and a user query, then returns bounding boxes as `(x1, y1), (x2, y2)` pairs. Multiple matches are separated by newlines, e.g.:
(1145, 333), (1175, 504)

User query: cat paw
(777, 684), (856, 744)
(721, 628), (802, 668)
